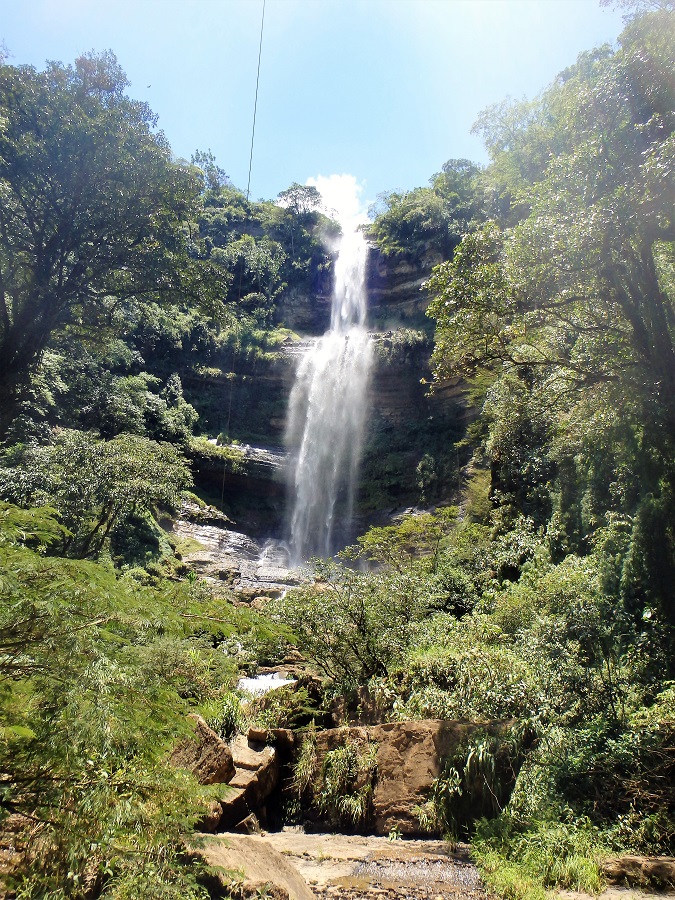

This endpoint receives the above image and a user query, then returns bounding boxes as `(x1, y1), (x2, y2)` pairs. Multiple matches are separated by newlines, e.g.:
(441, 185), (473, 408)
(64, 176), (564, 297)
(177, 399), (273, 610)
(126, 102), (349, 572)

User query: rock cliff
(187, 241), (469, 537)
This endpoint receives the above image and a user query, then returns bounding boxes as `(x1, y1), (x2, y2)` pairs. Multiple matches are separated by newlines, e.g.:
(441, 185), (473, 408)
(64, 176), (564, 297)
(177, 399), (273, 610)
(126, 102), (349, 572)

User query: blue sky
(2, 0), (625, 208)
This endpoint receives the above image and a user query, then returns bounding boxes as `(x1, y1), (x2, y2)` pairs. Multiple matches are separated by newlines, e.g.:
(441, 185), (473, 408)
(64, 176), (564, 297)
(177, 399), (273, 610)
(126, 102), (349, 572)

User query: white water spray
(286, 185), (373, 565)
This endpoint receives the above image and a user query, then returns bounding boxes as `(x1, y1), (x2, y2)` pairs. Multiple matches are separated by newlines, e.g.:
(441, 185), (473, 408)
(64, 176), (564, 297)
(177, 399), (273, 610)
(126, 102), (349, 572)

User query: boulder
(269, 727), (295, 753)
(313, 719), (513, 835)
(197, 799), (224, 834)
(230, 734), (279, 802)
(195, 833), (314, 900)
(228, 767), (261, 805)
(602, 855), (675, 888)
(235, 813), (262, 835)
(218, 734), (280, 829)
(218, 787), (252, 831)
(169, 714), (236, 785)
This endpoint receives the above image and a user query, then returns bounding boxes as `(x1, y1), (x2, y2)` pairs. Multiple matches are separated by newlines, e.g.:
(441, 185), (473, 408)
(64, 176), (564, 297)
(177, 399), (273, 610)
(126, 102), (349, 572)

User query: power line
(246, 0), (266, 202)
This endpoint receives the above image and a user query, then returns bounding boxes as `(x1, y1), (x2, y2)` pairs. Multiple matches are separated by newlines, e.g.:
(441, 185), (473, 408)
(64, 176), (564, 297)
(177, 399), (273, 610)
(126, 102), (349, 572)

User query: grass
(471, 818), (608, 900)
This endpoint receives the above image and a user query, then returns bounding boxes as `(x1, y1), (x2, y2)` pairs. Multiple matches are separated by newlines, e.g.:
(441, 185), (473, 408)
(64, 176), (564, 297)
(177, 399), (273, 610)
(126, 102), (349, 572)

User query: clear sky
(1, 0), (626, 208)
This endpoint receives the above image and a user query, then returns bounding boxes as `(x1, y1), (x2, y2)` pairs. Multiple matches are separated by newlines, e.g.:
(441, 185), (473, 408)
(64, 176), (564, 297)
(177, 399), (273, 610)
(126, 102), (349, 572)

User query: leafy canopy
(0, 52), (225, 433)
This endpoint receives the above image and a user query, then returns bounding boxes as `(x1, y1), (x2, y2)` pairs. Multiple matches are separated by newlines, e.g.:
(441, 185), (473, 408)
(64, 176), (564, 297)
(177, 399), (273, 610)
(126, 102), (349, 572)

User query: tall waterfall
(286, 226), (373, 564)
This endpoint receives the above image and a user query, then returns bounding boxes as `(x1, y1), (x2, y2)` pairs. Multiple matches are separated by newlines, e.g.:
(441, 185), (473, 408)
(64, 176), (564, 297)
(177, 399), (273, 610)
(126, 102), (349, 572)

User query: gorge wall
(187, 241), (469, 539)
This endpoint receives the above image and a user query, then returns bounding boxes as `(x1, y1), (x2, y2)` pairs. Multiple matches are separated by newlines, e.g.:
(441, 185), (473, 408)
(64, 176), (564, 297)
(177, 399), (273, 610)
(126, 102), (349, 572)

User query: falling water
(286, 226), (373, 564)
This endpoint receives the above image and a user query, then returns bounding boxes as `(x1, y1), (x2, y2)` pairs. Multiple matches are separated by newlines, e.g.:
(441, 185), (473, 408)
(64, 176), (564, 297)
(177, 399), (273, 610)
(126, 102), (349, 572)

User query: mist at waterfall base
(285, 181), (373, 566)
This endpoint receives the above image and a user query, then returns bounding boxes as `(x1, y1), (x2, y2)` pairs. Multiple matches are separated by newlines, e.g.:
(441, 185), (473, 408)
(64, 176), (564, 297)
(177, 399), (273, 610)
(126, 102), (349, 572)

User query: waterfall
(286, 226), (373, 565)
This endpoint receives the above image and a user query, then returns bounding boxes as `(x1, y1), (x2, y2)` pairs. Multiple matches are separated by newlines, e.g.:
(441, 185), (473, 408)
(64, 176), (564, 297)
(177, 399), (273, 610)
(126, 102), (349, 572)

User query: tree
(0, 501), (237, 896)
(430, 9), (675, 428)
(0, 52), (220, 436)
(427, 6), (675, 625)
(277, 182), (322, 217)
(0, 430), (191, 558)
(368, 159), (482, 258)
(191, 148), (230, 191)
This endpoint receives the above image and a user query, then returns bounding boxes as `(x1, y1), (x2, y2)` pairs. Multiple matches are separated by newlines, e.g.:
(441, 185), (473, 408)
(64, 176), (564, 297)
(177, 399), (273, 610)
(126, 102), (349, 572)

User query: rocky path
(199, 830), (675, 900)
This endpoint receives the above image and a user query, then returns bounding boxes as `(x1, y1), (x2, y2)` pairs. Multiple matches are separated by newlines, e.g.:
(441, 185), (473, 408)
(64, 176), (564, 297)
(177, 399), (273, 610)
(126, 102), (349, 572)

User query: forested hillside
(0, 2), (674, 898)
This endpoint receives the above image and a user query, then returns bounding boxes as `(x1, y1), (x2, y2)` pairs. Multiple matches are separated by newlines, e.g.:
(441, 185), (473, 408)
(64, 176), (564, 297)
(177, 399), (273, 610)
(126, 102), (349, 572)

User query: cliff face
(189, 241), (469, 536)
(357, 243), (470, 517)
(366, 242), (443, 330)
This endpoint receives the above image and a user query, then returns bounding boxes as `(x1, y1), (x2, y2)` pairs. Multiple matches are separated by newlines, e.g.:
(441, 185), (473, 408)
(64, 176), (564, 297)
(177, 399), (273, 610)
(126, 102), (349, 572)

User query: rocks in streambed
(218, 732), (281, 831)
(172, 717), (518, 839)
(195, 833), (314, 900)
(170, 719), (282, 833)
(225, 734), (280, 809)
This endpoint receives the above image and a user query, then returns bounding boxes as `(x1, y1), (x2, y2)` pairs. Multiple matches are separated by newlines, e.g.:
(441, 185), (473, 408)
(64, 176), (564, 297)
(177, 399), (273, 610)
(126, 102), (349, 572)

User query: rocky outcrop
(169, 718), (285, 834)
(187, 441), (288, 535)
(366, 243), (442, 329)
(276, 284), (332, 335)
(171, 500), (301, 600)
(169, 714), (236, 785)
(601, 855), (675, 888)
(218, 731), (282, 831)
(196, 833), (314, 900)
(310, 720), (513, 836)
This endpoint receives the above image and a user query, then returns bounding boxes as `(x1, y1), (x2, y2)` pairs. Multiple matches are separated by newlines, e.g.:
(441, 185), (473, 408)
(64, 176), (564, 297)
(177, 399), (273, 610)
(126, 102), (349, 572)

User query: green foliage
(277, 182), (322, 217)
(428, 6), (675, 635)
(274, 514), (467, 689)
(473, 818), (606, 900)
(0, 430), (191, 559)
(0, 501), (237, 896)
(245, 686), (317, 733)
(292, 724), (319, 796)
(188, 436), (246, 473)
(355, 508), (457, 572)
(318, 739), (378, 827)
(368, 159), (483, 258)
(273, 560), (413, 685)
(416, 727), (529, 841)
(0, 52), (224, 436)
(294, 732), (378, 829)
(202, 691), (245, 741)
(374, 329), (431, 363)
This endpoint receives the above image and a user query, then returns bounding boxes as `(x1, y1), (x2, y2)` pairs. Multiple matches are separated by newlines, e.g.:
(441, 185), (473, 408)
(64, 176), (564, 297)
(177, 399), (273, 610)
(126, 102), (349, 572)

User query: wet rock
(171, 500), (303, 598)
(169, 714), (235, 785)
